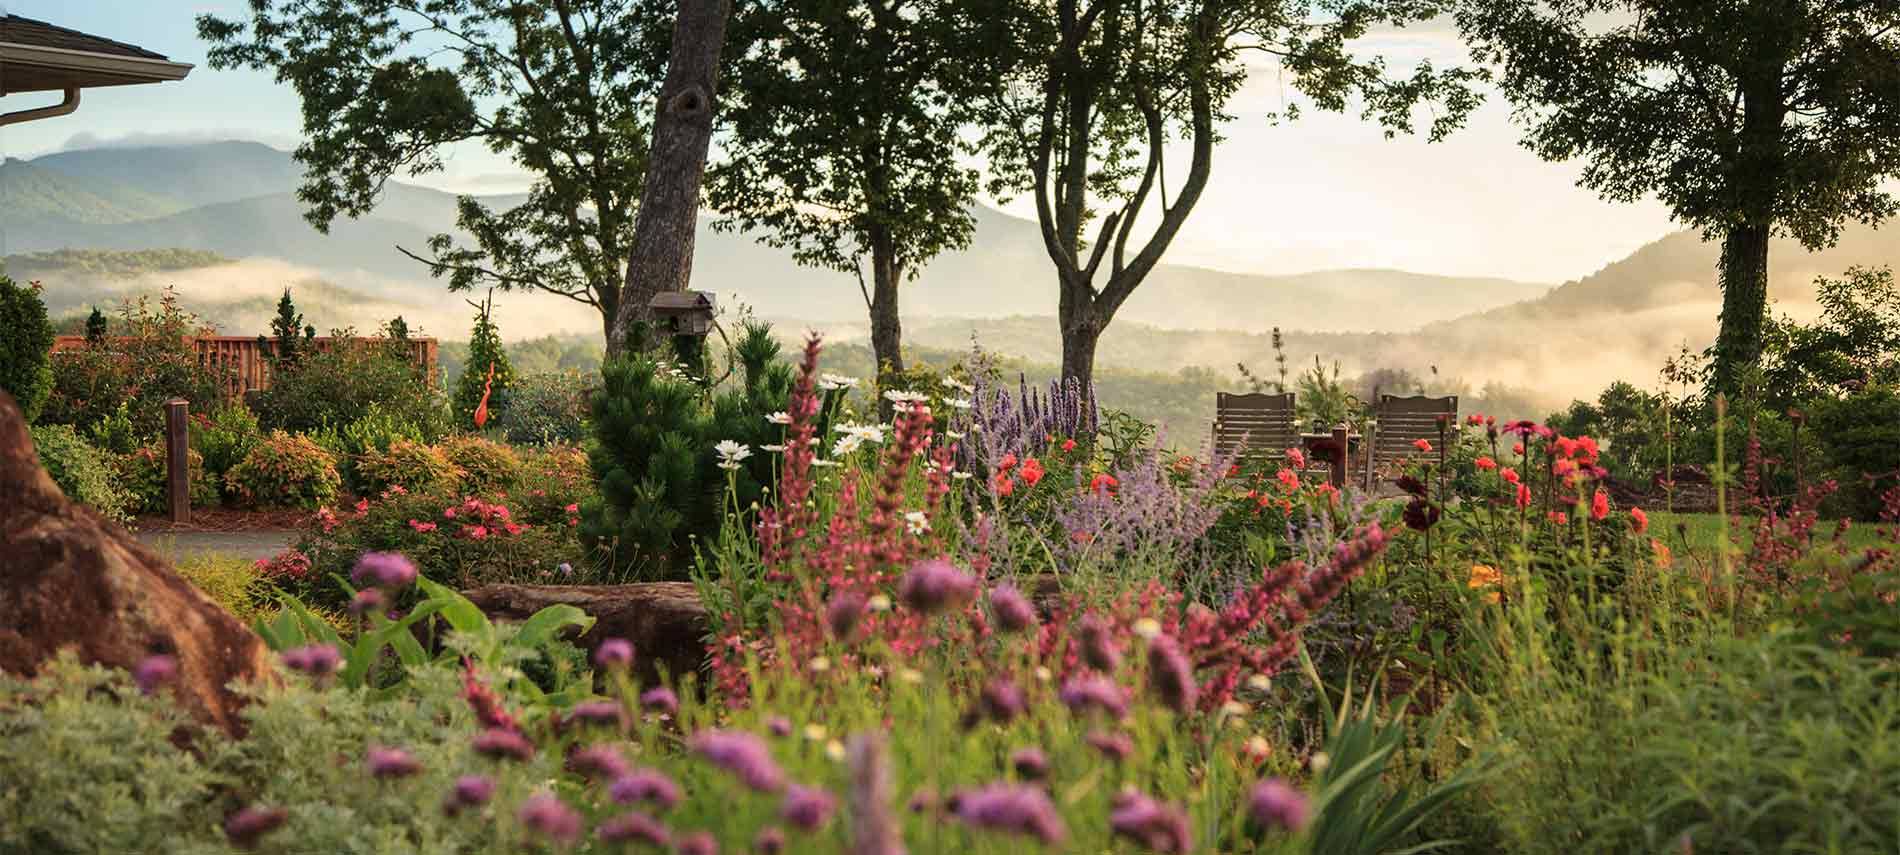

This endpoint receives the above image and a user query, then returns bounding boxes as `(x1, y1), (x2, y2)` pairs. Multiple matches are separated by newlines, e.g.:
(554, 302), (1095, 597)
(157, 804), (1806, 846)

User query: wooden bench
(1213, 392), (1297, 461)
(1368, 394), (1457, 485)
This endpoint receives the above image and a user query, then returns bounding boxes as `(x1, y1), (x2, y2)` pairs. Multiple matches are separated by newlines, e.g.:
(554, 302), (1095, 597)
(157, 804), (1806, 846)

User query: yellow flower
(1468, 564), (1503, 604)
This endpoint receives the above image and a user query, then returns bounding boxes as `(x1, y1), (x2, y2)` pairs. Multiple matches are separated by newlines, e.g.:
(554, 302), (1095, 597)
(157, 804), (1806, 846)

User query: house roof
(0, 14), (192, 95)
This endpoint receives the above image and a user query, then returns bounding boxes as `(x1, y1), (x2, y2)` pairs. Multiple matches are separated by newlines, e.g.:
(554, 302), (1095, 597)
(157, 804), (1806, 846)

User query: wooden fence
(50, 335), (439, 400)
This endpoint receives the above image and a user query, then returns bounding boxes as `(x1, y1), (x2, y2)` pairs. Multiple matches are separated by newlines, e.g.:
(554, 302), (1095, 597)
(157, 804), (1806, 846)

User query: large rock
(0, 391), (274, 735)
(461, 583), (709, 685)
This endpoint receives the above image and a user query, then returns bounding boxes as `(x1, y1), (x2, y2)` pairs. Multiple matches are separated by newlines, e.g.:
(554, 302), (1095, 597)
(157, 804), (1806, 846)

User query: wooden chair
(1213, 392), (1297, 461)
(1367, 394), (1458, 486)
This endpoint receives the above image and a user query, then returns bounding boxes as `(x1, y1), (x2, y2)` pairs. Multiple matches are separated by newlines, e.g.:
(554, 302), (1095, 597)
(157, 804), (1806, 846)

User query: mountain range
(1, 140), (1549, 333)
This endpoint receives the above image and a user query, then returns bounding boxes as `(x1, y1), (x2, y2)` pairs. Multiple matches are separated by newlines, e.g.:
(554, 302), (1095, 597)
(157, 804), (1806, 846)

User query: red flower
(1275, 468), (1300, 491)
(1501, 467), (1520, 484)
(1412, 438), (1433, 453)
(998, 453), (1018, 471)
(1515, 482), (1532, 510)
(993, 473), (1016, 497)
(1020, 457), (1046, 487)
(408, 519), (438, 533)
(564, 503), (580, 514)
(466, 525), (489, 540)
(1630, 507), (1649, 534)
(1474, 456), (1497, 471)
(1590, 488), (1610, 521)
(1089, 473), (1119, 495)
(1061, 438), (1077, 452)
(1285, 448), (1306, 469)
(1548, 511), (1569, 526)
(1512, 443), (1525, 456)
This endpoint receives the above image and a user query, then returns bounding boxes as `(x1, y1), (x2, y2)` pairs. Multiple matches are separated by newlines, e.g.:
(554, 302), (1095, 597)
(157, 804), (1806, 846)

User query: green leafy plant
(116, 443), (220, 515)
(252, 327), (447, 438)
(28, 424), (132, 523)
(437, 435), (522, 493)
(0, 275), (56, 422)
(225, 430), (342, 509)
(189, 400), (263, 487)
(494, 370), (591, 445)
(355, 438), (462, 496)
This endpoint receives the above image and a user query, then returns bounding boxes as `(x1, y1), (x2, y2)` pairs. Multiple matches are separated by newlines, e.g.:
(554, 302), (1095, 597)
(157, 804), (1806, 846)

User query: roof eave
(0, 41), (193, 93)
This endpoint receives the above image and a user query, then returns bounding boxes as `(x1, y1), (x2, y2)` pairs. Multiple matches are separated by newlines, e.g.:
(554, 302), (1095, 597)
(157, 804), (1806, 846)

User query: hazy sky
(1, 0), (1681, 284)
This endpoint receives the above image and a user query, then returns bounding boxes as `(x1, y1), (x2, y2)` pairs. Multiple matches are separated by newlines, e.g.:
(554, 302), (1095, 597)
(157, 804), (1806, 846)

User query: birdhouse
(648, 290), (717, 337)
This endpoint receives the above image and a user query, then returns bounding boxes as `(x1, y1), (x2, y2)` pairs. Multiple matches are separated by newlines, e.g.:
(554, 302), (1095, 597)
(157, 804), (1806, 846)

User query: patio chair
(1212, 392), (1297, 462)
(1367, 394), (1458, 487)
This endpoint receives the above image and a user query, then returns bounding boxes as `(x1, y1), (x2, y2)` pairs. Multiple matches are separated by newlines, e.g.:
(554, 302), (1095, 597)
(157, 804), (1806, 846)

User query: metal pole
(165, 398), (190, 524)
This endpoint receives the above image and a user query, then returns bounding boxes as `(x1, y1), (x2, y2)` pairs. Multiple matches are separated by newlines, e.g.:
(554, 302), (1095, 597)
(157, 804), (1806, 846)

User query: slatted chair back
(1371, 394), (1458, 471)
(1213, 392), (1297, 461)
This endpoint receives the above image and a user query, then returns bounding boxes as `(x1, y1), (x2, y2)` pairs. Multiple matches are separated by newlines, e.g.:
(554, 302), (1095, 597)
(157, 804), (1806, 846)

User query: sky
(0, 0), (1682, 285)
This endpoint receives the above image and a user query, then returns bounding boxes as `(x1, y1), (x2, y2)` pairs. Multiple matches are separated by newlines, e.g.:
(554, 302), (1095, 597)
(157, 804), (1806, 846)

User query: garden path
(136, 530), (292, 563)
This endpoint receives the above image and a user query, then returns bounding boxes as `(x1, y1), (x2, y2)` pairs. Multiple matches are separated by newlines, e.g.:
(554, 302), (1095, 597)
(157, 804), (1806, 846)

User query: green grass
(1651, 511), (1891, 556)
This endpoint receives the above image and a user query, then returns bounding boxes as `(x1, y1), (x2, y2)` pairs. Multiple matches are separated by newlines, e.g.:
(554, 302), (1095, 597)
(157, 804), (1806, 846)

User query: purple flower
(133, 654), (176, 695)
(780, 784), (838, 830)
(754, 825), (786, 853)
(472, 727), (535, 761)
(351, 551), (417, 590)
(571, 700), (626, 728)
(692, 729), (785, 792)
(224, 805), (289, 849)
(567, 744), (629, 781)
(1249, 778), (1311, 831)
(826, 592), (867, 640)
(897, 558), (978, 614)
(349, 588), (385, 617)
(1058, 674), (1129, 718)
(989, 584), (1037, 632)
(1109, 790), (1193, 852)
(950, 783), (1067, 844)
(1146, 634), (1196, 713)
(1075, 614), (1121, 672)
(974, 679), (1026, 725)
(678, 831), (719, 855)
(443, 775), (495, 816)
(597, 811), (671, 846)
(1088, 730), (1134, 762)
(639, 686), (679, 716)
(366, 745), (422, 779)
(1010, 747), (1049, 780)
(517, 793), (583, 844)
(594, 638), (635, 669)
(767, 716), (794, 738)
(281, 643), (342, 677)
(610, 768), (683, 810)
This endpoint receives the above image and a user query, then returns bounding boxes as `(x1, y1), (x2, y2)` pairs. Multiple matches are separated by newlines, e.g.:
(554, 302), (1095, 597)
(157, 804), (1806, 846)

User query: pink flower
(564, 503), (580, 514)
(472, 728), (535, 761)
(897, 558), (978, 614)
(1109, 791), (1192, 852)
(367, 746), (423, 779)
(1276, 468), (1300, 491)
(465, 525), (489, 540)
(223, 806), (289, 850)
(567, 744), (630, 781)
(610, 769), (682, 810)
(1058, 674), (1130, 718)
(517, 793), (583, 844)
(989, 584), (1036, 633)
(640, 686), (679, 716)
(1286, 448), (1306, 469)
(780, 784), (838, 830)
(691, 729), (785, 792)
(1249, 778), (1311, 831)
(351, 552), (417, 589)
(1146, 634), (1196, 713)
(133, 654), (177, 695)
(595, 638), (635, 669)
(950, 783), (1067, 843)
(597, 811), (671, 846)
(408, 519), (438, 533)
(443, 507), (457, 519)
(1088, 730), (1134, 761)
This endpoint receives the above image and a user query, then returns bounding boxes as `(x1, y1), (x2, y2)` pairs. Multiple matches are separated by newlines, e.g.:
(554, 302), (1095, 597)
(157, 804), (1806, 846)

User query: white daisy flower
(882, 389), (928, 404)
(951, 471), (973, 480)
(945, 430), (966, 440)
(762, 444), (787, 453)
(946, 397), (973, 411)
(833, 434), (865, 456)
(904, 511), (930, 535)
(943, 377), (974, 393)
(1132, 617), (1162, 640)
(765, 411), (791, 425)
(818, 373), (860, 391)
(812, 458), (842, 468)
(867, 594), (892, 612)
(714, 440), (752, 470)
(841, 423), (886, 442)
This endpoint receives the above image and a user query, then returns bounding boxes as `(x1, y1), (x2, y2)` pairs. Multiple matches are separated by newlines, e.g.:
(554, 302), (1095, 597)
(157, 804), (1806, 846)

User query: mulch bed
(133, 508), (310, 533)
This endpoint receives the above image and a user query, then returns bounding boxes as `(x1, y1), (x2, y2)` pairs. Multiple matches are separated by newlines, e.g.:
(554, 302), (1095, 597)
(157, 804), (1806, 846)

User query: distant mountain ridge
(1, 140), (1551, 334)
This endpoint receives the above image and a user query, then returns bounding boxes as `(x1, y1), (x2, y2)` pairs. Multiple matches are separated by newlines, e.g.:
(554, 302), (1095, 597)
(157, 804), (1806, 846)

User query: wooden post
(165, 398), (190, 524)
(1331, 423), (1350, 489)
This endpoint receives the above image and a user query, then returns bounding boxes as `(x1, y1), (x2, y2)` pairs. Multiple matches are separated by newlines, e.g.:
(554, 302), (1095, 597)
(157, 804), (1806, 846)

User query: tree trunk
(1712, 222), (1772, 395)
(1059, 301), (1101, 393)
(607, 0), (733, 359)
(869, 240), (905, 378)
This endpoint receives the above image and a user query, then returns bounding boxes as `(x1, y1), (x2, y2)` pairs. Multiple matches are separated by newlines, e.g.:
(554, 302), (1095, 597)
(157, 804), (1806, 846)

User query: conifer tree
(84, 306), (108, 346)
(269, 288), (305, 367)
(453, 294), (515, 430)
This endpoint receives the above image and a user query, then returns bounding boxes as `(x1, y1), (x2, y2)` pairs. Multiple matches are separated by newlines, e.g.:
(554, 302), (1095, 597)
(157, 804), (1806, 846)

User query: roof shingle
(0, 14), (171, 61)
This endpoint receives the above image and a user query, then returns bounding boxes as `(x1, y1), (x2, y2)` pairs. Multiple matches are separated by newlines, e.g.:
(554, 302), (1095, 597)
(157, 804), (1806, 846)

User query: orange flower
(1651, 538), (1673, 568)
(1412, 438), (1433, 453)
(1020, 457), (1046, 487)
(1590, 488), (1610, 522)
(1467, 564), (1503, 604)
(473, 362), (497, 429)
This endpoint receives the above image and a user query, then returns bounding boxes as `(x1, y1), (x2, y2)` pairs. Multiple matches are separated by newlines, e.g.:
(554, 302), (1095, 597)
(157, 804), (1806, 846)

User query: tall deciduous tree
(1455, 1), (1900, 395)
(198, 0), (669, 350)
(707, 0), (1008, 379)
(983, 0), (1478, 389)
(608, 0), (734, 356)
